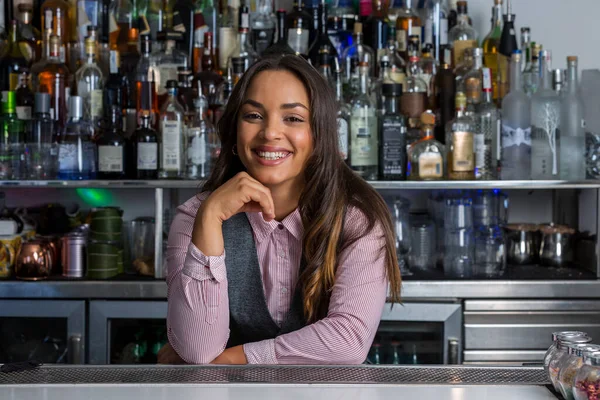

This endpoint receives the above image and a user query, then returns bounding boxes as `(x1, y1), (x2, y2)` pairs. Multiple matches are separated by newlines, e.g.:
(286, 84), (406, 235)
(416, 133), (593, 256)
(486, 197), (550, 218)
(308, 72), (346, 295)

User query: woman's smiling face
(236, 69), (314, 189)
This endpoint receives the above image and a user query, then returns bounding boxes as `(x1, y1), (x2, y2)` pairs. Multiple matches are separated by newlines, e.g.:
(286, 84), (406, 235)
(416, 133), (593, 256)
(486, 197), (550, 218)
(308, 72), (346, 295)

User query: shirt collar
(246, 208), (303, 243)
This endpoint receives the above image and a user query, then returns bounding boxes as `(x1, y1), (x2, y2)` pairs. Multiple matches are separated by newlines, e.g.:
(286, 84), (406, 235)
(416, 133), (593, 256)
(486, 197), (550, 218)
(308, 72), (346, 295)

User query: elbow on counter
(312, 313), (374, 365)
(167, 324), (228, 365)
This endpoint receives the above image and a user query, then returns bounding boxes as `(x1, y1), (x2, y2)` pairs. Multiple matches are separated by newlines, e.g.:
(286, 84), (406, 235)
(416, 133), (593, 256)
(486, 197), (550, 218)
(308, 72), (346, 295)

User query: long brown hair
(203, 55), (401, 322)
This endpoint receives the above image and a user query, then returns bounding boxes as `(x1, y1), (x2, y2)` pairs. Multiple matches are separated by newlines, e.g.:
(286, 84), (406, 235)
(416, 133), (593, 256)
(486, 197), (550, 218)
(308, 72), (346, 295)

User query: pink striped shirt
(166, 193), (389, 365)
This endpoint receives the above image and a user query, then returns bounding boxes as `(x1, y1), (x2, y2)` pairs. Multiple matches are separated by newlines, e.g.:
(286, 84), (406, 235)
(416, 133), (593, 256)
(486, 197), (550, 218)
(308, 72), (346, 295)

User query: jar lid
(558, 334), (592, 349)
(583, 351), (600, 366)
(568, 343), (600, 357)
(553, 331), (589, 342)
(581, 345), (600, 358)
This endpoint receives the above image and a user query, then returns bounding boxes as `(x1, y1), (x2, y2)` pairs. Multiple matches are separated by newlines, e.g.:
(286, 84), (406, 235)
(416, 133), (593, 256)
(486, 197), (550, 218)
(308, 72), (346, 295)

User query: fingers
(236, 175), (275, 220)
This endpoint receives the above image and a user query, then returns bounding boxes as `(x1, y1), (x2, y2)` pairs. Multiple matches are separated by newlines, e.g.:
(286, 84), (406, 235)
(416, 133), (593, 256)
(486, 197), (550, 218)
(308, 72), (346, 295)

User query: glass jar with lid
(545, 332), (590, 374)
(558, 344), (600, 400)
(549, 334), (593, 392)
(574, 351), (600, 400)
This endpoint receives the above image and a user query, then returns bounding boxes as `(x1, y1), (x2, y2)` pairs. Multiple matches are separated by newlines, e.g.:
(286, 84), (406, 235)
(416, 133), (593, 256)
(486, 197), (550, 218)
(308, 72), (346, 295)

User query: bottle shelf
(0, 180), (597, 190)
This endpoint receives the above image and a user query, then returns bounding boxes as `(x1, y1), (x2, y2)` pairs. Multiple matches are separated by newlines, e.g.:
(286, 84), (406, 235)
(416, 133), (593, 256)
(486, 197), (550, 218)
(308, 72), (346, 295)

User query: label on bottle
(482, 68), (493, 91)
(138, 142), (158, 170)
(16, 106), (31, 121)
(440, 18), (449, 45)
(390, 69), (406, 87)
(410, 26), (422, 44)
(218, 27), (237, 70)
(418, 152), (443, 179)
(288, 28), (309, 56)
(474, 133), (485, 171)
(187, 132), (207, 165)
(58, 144), (77, 171)
(496, 119), (502, 161)
(337, 117), (348, 160)
(381, 120), (407, 177)
(253, 28), (275, 55)
(451, 131), (474, 172)
(161, 120), (182, 171)
(452, 39), (477, 67)
(424, 20), (433, 45)
(98, 145), (124, 172)
(465, 76), (482, 104)
(400, 92), (427, 119)
(194, 12), (209, 49)
(91, 90), (104, 119)
(501, 125), (532, 148)
(396, 29), (407, 52)
(350, 115), (378, 167)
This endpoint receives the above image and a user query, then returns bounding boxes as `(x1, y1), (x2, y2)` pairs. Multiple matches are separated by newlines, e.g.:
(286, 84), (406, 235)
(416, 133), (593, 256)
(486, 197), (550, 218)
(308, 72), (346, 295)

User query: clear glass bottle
(497, 0), (518, 102)
(76, 35), (105, 128)
(27, 93), (58, 179)
(333, 59), (350, 162)
(57, 96), (96, 180)
(251, 0), (276, 55)
(231, 20), (260, 73)
(448, 0), (477, 68)
(379, 83), (407, 180)
(136, 35), (160, 127)
(500, 51), (531, 180)
(31, 20), (53, 92)
(350, 62), (378, 180)
(446, 92), (474, 180)
(408, 111), (445, 180)
(394, 0), (421, 61)
(420, 0), (448, 61)
(523, 42), (541, 97)
(384, 26), (407, 86)
(341, 22), (375, 79)
(0, 91), (25, 180)
(460, 47), (483, 109)
(548, 333), (592, 392)
(531, 50), (561, 180)
(134, 111), (159, 179)
(520, 27), (530, 72)
(41, 0), (70, 62)
(159, 80), (185, 178)
(558, 344), (600, 400)
(482, 0), (502, 103)
(38, 35), (71, 130)
(17, 4), (42, 65)
(420, 44), (438, 106)
(152, 31), (189, 104)
(77, 0), (100, 45)
(573, 352), (600, 400)
(15, 71), (34, 121)
(401, 38), (428, 143)
(97, 105), (126, 179)
(286, 0), (312, 57)
(475, 67), (499, 180)
(192, 0), (217, 74)
(186, 90), (217, 179)
(2, 20), (29, 92)
(560, 56), (586, 181)
(196, 32), (224, 109)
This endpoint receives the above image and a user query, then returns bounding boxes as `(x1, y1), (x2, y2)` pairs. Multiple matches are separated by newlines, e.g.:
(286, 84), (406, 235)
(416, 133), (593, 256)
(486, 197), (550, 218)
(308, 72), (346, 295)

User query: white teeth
(257, 151), (289, 160)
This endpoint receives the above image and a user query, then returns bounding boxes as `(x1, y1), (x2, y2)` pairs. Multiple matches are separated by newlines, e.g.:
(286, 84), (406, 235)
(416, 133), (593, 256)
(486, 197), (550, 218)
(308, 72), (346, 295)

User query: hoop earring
(232, 145), (238, 156)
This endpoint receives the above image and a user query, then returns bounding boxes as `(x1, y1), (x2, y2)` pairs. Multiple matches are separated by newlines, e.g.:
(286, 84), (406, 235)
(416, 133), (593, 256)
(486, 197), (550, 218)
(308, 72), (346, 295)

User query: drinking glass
(409, 215), (436, 271)
(444, 198), (475, 278)
(475, 226), (506, 277)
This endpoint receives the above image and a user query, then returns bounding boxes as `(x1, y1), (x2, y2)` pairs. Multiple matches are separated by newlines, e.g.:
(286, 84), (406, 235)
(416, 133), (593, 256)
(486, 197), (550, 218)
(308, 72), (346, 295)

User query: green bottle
(1, 91), (25, 180)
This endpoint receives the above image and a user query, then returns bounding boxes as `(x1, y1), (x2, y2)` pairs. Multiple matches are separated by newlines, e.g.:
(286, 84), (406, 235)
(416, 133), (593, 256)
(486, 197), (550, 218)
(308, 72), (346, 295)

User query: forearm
(191, 202), (224, 257)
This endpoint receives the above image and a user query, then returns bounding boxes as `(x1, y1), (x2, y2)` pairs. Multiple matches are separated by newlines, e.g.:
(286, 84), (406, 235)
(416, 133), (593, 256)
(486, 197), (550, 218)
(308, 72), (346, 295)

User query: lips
(252, 146), (292, 161)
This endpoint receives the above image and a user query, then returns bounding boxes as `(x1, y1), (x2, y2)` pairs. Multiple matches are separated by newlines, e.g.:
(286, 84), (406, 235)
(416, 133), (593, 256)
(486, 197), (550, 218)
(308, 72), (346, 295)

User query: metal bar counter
(0, 365), (558, 399)
(0, 279), (599, 299)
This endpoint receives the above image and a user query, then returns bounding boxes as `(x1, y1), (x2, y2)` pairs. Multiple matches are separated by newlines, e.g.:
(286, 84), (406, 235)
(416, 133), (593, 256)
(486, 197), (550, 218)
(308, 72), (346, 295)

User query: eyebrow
(242, 99), (309, 111)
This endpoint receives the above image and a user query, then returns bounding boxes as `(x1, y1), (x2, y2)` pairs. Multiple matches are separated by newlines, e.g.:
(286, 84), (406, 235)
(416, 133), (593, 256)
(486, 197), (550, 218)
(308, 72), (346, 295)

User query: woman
(159, 55), (401, 365)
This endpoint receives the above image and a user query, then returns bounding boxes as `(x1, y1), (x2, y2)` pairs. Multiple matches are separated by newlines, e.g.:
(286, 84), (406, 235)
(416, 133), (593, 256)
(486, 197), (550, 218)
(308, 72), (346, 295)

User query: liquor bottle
(31, 20), (52, 92)
(394, 0), (421, 61)
(57, 96), (96, 180)
(559, 56), (586, 181)
(287, 0), (311, 57)
(27, 93), (57, 179)
(230, 16), (259, 73)
(251, 0), (276, 55)
(446, 92), (474, 180)
(317, 49), (334, 89)
(520, 27), (530, 72)
(333, 59), (350, 162)
(379, 83), (407, 180)
(460, 47), (483, 109)
(218, 0), (240, 71)
(41, 2), (70, 62)
(196, 32), (224, 108)
(192, 0), (217, 74)
(136, 35), (159, 125)
(76, 36), (105, 128)
(400, 38), (428, 146)
(173, 0), (195, 60)
(97, 105), (126, 179)
(263, 10), (296, 56)
(363, 0), (388, 69)
(408, 111), (444, 180)
(421, 0), (448, 61)
(77, 0), (100, 45)
(152, 30), (189, 105)
(105, 50), (136, 139)
(307, 0), (338, 69)
(0, 91), (25, 180)
(186, 90), (217, 179)
(523, 43), (541, 97)
(177, 66), (195, 122)
(133, 111), (159, 179)
(531, 50), (560, 180)
(349, 62), (378, 180)
(341, 23), (375, 78)
(420, 44), (438, 107)
(17, 4), (41, 65)
(159, 80), (185, 178)
(326, 0), (354, 59)
(475, 67), (499, 179)
(500, 51), (531, 180)
(497, 0), (517, 103)
(1, 20), (28, 91)
(15, 71), (34, 121)
(213, 66), (233, 125)
(384, 26), (406, 85)
(482, 0), (502, 103)
(110, 0), (140, 75)
(447, 0), (458, 30)
(435, 48), (455, 144)
(448, 1), (477, 68)
(552, 69), (564, 95)
(38, 35), (71, 130)
(454, 46), (474, 86)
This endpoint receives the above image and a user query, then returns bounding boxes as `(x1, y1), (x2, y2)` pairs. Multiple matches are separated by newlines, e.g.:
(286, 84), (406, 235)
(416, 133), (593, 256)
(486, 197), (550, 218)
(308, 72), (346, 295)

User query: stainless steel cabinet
(89, 300), (167, 364)
(0, 300), (85, 364)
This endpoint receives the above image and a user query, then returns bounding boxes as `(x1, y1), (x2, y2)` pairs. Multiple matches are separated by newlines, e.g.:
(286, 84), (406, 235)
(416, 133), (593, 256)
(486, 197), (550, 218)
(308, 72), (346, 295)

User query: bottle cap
(2, 91), (15, 113)
(457, 1), (468, 13)
(166, 80), (178, 89)
(35, 92), (51, 114)
(382, 83), (402, 96)
(69, 96), (83, 119)
(567, 56), (578, 63)
(420, 111), (435, 126)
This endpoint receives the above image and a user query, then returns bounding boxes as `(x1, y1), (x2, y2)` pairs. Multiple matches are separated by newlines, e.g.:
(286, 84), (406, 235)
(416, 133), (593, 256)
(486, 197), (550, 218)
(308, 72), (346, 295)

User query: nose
(260, 116), (282, 141)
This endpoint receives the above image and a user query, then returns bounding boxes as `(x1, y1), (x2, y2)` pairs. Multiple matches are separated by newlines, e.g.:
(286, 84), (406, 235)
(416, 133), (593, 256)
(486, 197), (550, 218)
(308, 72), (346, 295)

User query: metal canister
(61, 234), (87, 278)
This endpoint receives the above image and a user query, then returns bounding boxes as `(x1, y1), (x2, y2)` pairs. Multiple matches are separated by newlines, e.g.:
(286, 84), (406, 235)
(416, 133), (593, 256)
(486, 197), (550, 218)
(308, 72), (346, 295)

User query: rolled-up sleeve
(166, 199), (230, 364)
